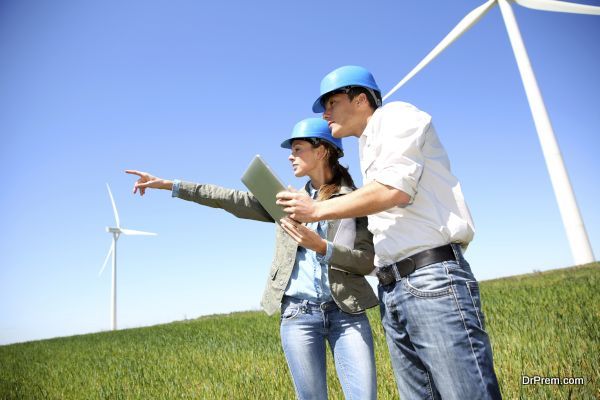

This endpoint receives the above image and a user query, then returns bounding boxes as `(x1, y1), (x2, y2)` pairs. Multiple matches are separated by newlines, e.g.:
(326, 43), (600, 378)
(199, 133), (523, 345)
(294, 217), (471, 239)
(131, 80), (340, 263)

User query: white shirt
(359, 101), (475, 267)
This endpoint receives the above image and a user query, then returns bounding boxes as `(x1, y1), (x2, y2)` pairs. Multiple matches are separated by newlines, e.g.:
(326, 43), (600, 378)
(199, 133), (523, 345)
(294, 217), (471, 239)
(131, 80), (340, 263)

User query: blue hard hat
(281, 118), (344, 156)
(312, 65), (382, 113)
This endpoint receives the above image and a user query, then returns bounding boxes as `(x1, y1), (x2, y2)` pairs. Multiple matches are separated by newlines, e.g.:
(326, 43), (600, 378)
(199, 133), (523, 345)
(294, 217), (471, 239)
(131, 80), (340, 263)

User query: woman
(126, 118), (378, 400)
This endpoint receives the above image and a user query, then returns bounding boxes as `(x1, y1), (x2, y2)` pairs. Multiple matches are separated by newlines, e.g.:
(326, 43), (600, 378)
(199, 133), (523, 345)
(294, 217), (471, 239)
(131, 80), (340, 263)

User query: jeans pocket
(404, 263), (453, 298)
(280, 305), (301, 321)
(466, 280), (484, 329)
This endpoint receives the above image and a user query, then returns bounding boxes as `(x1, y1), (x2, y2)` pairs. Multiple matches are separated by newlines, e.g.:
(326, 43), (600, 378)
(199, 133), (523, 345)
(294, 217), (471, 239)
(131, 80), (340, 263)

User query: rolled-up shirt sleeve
(369, 103), (430, 201)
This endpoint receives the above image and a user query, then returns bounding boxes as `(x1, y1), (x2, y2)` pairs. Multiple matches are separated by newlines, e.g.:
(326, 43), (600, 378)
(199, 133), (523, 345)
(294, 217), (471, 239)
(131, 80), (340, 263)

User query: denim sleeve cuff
(316, 241), (333, 264)
(171, 179), (181, 198)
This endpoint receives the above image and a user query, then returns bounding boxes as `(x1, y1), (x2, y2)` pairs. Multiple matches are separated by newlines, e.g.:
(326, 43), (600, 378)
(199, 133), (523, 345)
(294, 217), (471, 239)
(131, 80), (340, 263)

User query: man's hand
(125, 170), (173, 196)
(279, 217), (327, 254)
(276, 189), (321, 223)
(278, 181), (411, 222)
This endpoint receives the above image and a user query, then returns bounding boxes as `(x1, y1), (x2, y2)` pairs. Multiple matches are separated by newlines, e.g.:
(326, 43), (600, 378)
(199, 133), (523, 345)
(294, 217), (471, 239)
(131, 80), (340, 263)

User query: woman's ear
(317, 145), (327, 160)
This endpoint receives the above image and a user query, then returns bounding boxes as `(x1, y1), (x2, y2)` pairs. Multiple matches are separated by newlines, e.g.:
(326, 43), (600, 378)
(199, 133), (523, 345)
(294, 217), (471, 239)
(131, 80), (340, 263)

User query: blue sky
(1, 0), (598, 345)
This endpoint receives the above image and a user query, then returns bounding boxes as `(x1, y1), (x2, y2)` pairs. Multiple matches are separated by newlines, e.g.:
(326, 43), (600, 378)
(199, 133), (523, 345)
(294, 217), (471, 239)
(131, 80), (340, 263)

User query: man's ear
(356, 92), (368, 106)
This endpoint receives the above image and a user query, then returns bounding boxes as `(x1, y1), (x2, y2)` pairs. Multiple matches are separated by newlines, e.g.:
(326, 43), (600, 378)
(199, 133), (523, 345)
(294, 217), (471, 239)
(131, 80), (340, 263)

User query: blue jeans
(378, 244), (502, 400)
(280, 296), (377, 400)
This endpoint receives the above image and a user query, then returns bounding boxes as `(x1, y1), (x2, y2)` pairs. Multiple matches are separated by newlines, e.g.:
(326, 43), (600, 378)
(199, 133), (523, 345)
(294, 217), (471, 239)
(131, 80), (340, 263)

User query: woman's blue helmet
(281, 118), (344, 157)
(312, 65), (382, 113)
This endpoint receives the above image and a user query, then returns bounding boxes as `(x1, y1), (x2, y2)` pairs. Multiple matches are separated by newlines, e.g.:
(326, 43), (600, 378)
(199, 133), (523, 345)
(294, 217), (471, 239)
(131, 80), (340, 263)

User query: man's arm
(276, 181), (410, 223)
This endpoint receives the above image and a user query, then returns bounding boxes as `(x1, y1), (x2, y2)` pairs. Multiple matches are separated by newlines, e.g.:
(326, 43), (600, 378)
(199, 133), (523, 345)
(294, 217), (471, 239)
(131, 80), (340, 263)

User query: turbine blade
(106, 183), (121, 228)
(99, 242), (114, 276)
(383, 0), (497, 101)
(120, 228), (158, 236)
(515, 0), (600, 15)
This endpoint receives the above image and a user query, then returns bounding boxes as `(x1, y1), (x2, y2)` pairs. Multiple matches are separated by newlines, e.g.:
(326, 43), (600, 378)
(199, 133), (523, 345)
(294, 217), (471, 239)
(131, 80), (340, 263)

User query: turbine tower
(383, 0), (598, 265)
(99, 183), (157, 330)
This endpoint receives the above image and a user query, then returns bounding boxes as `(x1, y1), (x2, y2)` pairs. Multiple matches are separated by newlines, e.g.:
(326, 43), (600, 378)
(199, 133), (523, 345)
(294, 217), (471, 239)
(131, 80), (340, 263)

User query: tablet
(241, 155), (287, 223)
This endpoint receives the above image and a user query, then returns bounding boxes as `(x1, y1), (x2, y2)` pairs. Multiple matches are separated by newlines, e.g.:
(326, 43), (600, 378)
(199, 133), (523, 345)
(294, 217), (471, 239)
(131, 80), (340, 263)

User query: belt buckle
(398, 257), (417, 278)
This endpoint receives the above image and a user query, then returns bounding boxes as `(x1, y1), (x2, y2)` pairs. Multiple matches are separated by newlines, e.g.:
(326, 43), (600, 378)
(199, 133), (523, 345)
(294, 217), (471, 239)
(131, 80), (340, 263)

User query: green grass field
(1, 263), (598, 399)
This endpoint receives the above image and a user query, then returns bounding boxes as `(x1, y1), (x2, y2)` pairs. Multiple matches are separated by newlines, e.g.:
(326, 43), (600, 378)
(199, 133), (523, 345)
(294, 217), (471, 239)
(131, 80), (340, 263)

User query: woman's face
(288, 139), (324, 177)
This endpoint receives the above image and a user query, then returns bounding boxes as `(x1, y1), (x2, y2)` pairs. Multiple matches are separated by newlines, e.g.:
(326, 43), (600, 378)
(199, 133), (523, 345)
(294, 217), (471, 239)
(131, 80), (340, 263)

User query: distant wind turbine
(99, 183), (157, 330)
(383, 0), (598, 265)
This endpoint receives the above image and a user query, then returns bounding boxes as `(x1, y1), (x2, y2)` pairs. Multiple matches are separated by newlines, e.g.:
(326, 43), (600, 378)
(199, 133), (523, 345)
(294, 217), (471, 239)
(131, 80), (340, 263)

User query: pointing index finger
(125, 169), (143, 177)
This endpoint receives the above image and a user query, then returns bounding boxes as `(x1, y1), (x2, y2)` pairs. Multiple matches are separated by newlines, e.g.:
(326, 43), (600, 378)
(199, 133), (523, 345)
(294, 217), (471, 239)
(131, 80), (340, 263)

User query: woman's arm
(126, 169), (174, 194)
(125, 170), (273, 223)
(177, 181), (273, 222)
(279, 217), (327, 254)
(279, 215), (375, 276)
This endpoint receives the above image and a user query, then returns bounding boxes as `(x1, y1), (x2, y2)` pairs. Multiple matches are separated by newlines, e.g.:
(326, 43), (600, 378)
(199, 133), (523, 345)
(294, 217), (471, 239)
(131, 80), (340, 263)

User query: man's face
(322, 92), (358, 138)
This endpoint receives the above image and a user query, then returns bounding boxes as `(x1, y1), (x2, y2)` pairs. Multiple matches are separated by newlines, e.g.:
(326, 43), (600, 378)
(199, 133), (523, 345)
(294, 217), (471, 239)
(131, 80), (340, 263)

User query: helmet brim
(280, 138), (293, 149)
(281, 137), (344, 157)
(312, 97), (325, 113)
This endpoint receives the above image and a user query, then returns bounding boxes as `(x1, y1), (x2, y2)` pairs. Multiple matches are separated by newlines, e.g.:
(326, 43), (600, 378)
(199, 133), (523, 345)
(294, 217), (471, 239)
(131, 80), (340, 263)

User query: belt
(376, 244), (457, 286)
(282, 296), (338, 312)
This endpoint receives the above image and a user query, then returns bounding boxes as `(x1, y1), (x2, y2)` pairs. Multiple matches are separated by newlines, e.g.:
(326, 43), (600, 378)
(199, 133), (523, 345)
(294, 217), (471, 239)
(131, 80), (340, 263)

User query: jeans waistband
(282, 296), (338, 312)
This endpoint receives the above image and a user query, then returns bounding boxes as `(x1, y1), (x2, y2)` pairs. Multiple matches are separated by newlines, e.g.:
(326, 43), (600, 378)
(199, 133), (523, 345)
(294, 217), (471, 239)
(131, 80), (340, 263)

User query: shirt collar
(304, 181), (319, 199)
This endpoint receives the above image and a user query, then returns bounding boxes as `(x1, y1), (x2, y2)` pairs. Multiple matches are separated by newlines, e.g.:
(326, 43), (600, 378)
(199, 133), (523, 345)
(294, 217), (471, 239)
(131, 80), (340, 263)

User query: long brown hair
(307, 139), (356, 201)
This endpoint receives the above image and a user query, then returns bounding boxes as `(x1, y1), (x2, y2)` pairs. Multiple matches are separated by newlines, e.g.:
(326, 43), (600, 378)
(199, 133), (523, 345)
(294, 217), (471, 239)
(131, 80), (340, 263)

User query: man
(276, 65), (501, 399)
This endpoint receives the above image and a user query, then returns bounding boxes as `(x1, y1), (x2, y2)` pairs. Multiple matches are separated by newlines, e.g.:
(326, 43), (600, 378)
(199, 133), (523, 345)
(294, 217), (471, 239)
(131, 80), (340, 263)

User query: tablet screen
(241, 155), (287, 223)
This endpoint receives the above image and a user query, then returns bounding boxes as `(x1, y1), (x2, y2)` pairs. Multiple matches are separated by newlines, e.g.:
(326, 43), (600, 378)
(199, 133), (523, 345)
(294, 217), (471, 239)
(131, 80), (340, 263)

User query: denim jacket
(175, 180), (378, 315)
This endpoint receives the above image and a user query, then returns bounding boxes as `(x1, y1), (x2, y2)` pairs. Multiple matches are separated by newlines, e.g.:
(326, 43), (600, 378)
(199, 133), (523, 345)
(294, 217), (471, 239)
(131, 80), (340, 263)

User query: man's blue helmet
(312, 65), (382, 113)
(281, 118), (344, 157)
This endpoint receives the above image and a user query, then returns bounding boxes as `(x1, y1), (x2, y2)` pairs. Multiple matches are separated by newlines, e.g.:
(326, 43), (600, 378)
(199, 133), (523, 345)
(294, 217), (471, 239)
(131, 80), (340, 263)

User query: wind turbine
(383, 0), (598, 265)
(99, 183), (157, 330)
